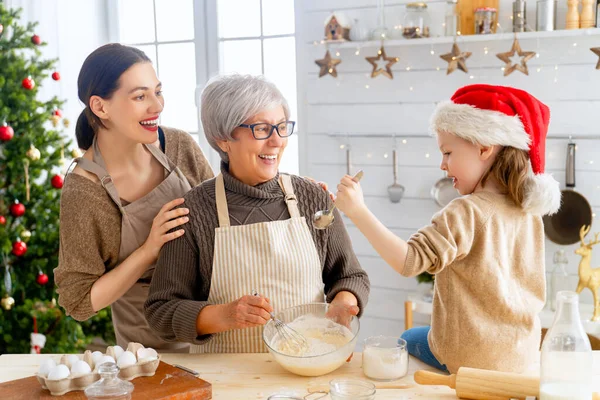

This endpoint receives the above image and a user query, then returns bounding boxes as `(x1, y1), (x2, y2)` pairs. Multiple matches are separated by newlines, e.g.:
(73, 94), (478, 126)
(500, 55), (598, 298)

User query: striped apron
(191, 173), (325, 353)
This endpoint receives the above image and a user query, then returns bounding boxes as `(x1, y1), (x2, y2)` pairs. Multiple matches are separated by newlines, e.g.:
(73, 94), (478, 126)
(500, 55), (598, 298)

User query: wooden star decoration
(496, 38), (536, 76)
(440, 43), (472, 75)
(365, 46), (399, 79)
(590, 47), (600, 70)
(315, 50), (341, 78)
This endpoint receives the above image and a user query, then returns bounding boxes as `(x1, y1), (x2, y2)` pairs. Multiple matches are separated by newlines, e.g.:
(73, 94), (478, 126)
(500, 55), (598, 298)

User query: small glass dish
(362, 336), (409, 381)
(329, 379), (376, 400)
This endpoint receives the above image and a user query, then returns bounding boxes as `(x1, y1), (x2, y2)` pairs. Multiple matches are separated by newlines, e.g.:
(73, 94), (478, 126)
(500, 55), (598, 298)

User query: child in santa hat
(334, 84), (561, 374)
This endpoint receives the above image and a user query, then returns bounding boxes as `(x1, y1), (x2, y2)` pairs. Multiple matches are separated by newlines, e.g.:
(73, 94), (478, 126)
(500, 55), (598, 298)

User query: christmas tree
(0, 5), (114, 354)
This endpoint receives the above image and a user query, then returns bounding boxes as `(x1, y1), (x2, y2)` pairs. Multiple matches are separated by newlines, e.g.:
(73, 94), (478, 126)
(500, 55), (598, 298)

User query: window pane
(217, 0), (261, 38)
(220, 40), (262, 75)
(278, 133), (299, 175)
(155, 0), (194, 41)
(157, 43), (198, 132)
(262, 0), (295, 36)
(119, 0), (155, 44)
(263, 37), (298, 175)
(133, 45), (157, 69)
(263, 37), (297, 117)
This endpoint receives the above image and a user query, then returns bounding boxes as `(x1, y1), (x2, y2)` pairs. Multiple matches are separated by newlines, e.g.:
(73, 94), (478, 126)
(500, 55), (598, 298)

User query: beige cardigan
(404, 191), (545, 374)
(54, 126), (214, 321)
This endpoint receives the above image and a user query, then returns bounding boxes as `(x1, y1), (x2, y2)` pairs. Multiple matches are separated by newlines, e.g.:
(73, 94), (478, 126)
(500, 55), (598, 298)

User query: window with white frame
(216, 0), (298, 175)
(113, 0), (299, 174)
(116, 0), (198, 135)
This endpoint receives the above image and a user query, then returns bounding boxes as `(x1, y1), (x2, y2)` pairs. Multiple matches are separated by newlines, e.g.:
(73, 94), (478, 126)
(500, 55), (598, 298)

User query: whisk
(252, 290), (309, 354)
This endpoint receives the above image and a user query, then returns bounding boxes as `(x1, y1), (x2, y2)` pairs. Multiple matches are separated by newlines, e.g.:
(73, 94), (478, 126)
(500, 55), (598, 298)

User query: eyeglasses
(238, 121), (296, 140)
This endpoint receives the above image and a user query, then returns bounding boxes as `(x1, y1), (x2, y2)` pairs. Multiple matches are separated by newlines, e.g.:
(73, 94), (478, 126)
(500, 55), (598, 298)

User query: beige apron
(74, 135), (191, 351)
(191, 173), (325, 353)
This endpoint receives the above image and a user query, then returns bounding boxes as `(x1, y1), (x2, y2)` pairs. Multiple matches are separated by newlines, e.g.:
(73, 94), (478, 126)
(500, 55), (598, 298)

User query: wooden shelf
(310, 28), (600, 48)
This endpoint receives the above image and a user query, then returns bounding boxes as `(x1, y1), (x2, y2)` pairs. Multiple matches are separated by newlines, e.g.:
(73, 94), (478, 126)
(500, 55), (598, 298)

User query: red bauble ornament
(52, 71), (61, 81)
(0, 124), (14, 141)
(31, 34), (41, 45)
(53, 109), (62, 117)
(0, 216), (6, 225)
(12, 240), (27, 257)
(51, 174), (64, 189)
(36, 272), (49, 285)
(22, 76), (35, 90)
(10, 201), (26, 217)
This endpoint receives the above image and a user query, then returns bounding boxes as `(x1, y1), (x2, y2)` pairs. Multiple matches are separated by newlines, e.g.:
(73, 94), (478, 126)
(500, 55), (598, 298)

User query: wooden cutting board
(0, 361), (212, 399)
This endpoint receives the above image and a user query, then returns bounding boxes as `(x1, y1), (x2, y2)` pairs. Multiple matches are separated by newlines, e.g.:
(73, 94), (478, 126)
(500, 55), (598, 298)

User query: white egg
(91, 351), (103, 365)
(117, 351), (137, 368)
(70, 360), (92, 376)
(66, 354), (80, 366)
(112, 345), (124, 360)
(47, 364), (70, 380)
(94, 355), (115, 371)
(137, 348), (158, 361)
(37, 358), (56, 377)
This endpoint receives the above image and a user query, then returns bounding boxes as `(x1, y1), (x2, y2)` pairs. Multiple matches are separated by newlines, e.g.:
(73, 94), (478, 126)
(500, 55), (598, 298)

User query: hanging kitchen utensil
(543, 142), (593, 245)
(346, 147), (351, 175)
(431, 174), (460, 207)
(388, 149), (405, 203)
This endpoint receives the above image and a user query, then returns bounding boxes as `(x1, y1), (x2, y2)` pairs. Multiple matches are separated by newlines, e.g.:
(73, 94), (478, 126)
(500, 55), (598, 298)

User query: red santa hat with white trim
(430, 84), (561, 216)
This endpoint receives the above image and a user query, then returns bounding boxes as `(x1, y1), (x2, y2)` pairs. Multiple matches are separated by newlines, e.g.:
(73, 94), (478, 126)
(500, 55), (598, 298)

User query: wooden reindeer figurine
(575, 225), (600, 322)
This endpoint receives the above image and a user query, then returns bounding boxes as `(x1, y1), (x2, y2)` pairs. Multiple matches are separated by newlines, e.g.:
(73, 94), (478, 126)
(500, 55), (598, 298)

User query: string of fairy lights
(313, 14), (599, 88)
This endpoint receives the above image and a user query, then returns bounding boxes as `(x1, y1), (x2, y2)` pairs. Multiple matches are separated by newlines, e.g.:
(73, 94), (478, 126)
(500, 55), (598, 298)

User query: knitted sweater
(54, 127), (214, 320)
(144, 163), (370, 345)
(404, 191), (545, 374)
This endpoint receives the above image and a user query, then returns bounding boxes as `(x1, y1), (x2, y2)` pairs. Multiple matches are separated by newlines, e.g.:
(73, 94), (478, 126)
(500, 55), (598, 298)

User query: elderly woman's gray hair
(200, 74), (290, 161)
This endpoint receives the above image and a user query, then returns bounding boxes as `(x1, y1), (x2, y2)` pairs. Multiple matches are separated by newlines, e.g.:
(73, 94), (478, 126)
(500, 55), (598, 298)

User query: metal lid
(407, 2), (428, 9)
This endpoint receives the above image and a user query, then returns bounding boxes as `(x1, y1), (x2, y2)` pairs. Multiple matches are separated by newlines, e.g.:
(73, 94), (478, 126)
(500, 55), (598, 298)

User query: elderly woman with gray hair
(144, 74), (369, 353)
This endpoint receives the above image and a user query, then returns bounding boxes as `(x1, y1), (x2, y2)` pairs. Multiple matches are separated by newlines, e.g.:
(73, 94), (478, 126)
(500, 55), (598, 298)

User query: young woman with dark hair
(54, 43), (213, 351)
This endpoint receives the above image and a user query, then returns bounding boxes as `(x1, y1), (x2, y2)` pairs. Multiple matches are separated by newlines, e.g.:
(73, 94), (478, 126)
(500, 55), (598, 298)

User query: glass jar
(403, 3), (430, 39)
(329, 379), (376, 400)
(548, 250), (570, 311)
(362, 336), (409, 381)
(474, 7), (497, 34)
(445, 0), (460, 36)
(84, 362), (134, 400)
(540, 291), (593, 400)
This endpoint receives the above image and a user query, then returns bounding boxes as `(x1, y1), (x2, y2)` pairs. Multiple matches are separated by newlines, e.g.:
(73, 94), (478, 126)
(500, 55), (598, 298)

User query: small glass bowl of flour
(362, 336), (408, 381)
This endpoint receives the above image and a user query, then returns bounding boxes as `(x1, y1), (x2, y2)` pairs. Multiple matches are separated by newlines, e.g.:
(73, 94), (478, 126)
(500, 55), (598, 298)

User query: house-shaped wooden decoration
(324, 12), (351, 41)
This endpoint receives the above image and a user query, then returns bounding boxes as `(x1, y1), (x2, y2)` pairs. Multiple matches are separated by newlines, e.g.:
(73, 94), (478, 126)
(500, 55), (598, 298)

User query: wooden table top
(1, 352), (599, 399)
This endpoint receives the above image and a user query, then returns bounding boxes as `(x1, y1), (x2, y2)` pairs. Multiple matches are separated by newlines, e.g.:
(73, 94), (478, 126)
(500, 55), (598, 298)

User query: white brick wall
(295, 0), (600, 344)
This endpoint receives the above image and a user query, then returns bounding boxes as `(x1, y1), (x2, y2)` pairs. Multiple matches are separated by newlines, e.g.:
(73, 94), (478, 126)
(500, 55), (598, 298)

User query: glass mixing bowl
(262, 303), (360, 377)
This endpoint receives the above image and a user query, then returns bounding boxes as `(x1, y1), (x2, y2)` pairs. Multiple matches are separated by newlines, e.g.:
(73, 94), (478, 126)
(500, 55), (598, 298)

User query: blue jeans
(401, 326), (448, 372)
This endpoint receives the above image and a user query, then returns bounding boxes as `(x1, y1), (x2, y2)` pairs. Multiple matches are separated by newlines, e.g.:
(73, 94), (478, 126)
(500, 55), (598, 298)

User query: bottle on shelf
(566, 0), (581, 29)
(581, 0), (595, 27)
(445, 0), (460, 36)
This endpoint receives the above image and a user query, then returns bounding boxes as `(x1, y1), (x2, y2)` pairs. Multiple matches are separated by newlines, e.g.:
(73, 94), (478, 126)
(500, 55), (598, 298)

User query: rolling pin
(414, 368), (539, 400)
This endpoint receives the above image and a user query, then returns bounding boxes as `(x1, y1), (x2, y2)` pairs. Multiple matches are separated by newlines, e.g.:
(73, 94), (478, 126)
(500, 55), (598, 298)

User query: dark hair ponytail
(75, 43), (151, 150)
(75, 110), (95, 150)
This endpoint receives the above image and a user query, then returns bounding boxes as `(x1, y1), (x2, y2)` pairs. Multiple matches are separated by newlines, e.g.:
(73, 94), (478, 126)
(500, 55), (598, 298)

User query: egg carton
(35, 342), (160, 396)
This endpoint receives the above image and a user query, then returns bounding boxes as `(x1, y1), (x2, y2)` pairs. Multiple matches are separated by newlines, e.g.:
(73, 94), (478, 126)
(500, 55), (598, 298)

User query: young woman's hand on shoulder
(140, 198), (190, 262)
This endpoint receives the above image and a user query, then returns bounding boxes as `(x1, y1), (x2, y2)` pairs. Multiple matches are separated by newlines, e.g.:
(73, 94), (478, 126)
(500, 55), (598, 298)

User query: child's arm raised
(335, 175), (409, 274)
(336, 175), (482, 277)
